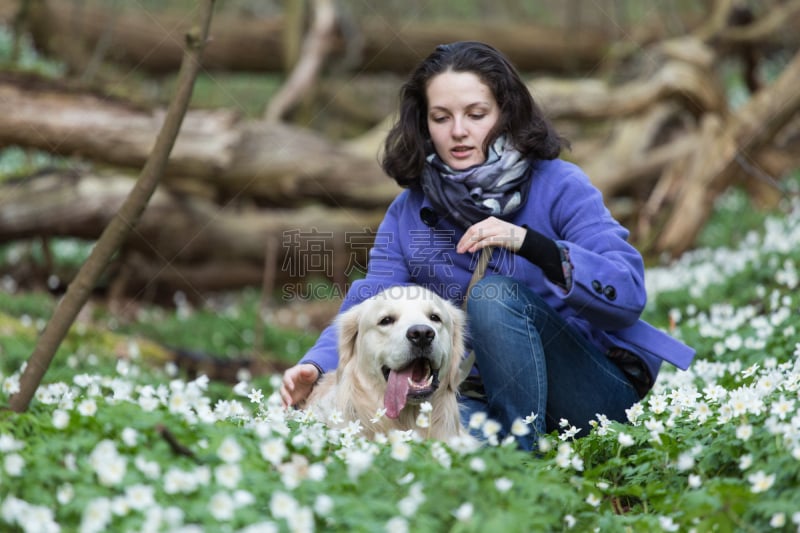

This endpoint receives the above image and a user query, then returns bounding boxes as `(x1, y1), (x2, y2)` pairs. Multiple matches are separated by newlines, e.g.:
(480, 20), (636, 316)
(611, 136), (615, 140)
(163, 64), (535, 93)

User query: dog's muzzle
(382, 324), (443, 418)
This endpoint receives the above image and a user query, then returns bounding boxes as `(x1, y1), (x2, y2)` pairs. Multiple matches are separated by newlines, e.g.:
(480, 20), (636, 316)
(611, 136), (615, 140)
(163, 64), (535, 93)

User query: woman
(280, 41), (694, 450)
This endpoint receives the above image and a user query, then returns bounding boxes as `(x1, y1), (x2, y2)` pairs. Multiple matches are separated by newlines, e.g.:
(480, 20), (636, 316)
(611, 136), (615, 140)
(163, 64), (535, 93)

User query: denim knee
(466, 275), (556, 333)
(466, 276), (521, 322)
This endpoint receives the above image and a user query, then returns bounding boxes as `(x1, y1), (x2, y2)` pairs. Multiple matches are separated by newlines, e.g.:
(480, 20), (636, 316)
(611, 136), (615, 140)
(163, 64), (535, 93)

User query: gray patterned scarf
(420, 136), (531, 229)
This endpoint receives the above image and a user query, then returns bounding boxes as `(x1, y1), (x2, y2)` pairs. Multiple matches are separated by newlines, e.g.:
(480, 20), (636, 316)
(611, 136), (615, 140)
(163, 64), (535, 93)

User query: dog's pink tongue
(385, 368), (413, 419)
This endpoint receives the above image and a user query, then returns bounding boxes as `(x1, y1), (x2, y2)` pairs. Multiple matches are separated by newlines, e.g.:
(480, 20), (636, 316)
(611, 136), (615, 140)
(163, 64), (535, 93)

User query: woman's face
(426, 70), (500, 170)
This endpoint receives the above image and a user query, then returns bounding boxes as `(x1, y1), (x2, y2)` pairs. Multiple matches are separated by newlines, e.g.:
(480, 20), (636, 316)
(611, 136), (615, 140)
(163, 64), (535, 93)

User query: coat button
(603, 285), (617, 300)
(420, 207), (439, 226)
(591, 280), (603, 293)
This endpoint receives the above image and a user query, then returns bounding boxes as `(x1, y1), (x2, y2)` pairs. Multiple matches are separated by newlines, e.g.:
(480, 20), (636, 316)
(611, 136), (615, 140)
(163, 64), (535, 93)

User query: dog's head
(336, 286), (465, 419)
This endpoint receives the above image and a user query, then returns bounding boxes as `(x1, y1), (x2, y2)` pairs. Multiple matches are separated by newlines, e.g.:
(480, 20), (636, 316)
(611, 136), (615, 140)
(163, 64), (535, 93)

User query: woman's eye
(431, 115), (447, 123)
(470, 114), (485, 120)
(379, 316), (395, 326)
(429, 313), (441, 323)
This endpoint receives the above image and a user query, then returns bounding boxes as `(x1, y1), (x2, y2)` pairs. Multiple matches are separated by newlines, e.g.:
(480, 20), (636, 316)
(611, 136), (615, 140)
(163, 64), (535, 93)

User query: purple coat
(300, 158), (695, 380)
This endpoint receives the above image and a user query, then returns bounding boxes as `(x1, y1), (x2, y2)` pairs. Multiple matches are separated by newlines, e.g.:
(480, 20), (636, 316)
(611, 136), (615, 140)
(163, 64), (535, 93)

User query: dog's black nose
(406, 324), (435, 347)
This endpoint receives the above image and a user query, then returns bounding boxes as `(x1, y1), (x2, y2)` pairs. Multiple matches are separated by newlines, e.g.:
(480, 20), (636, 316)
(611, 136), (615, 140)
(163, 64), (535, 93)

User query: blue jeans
(460, 276), (641, 451)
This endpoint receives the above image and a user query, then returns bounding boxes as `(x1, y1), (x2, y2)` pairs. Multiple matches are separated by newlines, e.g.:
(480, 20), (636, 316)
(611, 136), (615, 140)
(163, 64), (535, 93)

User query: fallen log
(0, 73), (400, 208)
(530, 38), (725, 121)
(27, 0), (285, 74)
(582, 103), (700, 197)
(0, 170), (385, 295)
(27, 0), (615, 75)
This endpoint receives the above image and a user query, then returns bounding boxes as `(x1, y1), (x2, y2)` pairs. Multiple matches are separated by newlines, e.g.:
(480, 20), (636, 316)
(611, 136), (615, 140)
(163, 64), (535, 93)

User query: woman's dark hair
(381, 41), (569, 187)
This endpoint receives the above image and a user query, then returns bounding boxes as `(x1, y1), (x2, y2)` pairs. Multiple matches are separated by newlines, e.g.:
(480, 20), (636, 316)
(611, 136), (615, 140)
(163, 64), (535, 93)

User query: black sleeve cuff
(517, 227), (566, 285)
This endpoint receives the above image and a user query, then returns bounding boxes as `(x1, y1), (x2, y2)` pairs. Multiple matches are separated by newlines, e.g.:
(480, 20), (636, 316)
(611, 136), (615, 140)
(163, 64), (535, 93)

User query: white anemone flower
(52, 409), (70, 429)
(80, 497), (112, 533)
(125, 483), (156, 511)
(618, 433), (635, 448)
(259, 438), (287, 466)
(770, 513), (786, 528)
(0, 434), (24, 453)
(215, 463), (242, 489)
(585, 493), (601, 508)
(385, 517), (409, 533)
(217, 436), (243, 464)
(345, 449), (374, 481)
(748, 470), (776, 493)
(209, 491), (235, 521)
(451, 502), (474, 522)
(511, 418), (531, 436)
(4, 454), (24, 477)
(391, 441), (411, 462)
(469, 457), (486, 472)
(494, 477), (513, 493)
(314, 494), (334, 516)
(77, 398), (98, 417)
(269, 492), (298, 520)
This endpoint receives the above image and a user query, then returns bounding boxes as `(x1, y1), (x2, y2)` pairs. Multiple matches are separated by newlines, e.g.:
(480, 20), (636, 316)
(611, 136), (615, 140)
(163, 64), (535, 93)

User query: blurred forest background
(0, 0), (799, 348)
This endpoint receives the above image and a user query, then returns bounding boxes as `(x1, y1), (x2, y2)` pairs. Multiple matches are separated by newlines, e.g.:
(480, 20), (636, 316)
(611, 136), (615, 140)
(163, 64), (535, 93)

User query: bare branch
(264, 0), (337, 123)
(8, 0), (217, 413)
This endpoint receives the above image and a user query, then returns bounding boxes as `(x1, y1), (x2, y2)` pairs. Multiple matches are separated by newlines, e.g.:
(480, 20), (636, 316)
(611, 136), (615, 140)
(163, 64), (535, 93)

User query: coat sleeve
(298, 192), (412, 372)
(544, 169), (646, 330)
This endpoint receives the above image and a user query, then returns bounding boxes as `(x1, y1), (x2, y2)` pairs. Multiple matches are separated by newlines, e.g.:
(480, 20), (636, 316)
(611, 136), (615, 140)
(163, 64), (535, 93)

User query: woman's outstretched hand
(279, 363), (320, 408)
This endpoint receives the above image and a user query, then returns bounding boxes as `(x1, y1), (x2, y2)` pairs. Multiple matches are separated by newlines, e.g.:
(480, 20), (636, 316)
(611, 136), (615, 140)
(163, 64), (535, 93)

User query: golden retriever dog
(303, 286), (467, 441)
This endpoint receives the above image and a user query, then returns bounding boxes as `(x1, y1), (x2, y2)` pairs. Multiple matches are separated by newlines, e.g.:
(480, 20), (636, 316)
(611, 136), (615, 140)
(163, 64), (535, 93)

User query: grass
(112, 288), (318, 364)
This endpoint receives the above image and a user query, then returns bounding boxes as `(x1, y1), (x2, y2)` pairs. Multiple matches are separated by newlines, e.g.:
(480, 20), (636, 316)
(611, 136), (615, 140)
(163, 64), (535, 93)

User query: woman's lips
(450, 146), (473, 159)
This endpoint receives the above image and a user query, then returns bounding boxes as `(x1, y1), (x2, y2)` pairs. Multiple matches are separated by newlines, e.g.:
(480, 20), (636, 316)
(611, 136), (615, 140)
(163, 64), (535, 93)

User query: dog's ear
(336, 303), (361, 369)
(444, 303), (467, 392)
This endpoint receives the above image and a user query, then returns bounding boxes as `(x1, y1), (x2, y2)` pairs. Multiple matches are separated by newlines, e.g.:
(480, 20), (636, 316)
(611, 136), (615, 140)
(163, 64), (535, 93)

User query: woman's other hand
(457, 216), (526, 254)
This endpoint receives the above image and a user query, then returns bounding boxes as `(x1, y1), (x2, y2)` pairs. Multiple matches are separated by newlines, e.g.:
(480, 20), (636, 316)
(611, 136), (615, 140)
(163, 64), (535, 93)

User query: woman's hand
(456, 216), (526, 254)
(279, 363), (321, 408)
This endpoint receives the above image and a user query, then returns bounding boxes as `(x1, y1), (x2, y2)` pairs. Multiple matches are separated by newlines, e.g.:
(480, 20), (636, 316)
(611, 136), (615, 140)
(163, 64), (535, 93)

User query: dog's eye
(379, 316), (395, 326)
(429, 313), (442, 323)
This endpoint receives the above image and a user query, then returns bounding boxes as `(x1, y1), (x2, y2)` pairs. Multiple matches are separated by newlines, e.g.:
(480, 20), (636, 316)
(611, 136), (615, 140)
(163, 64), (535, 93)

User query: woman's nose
(451, 118), (467, 138)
